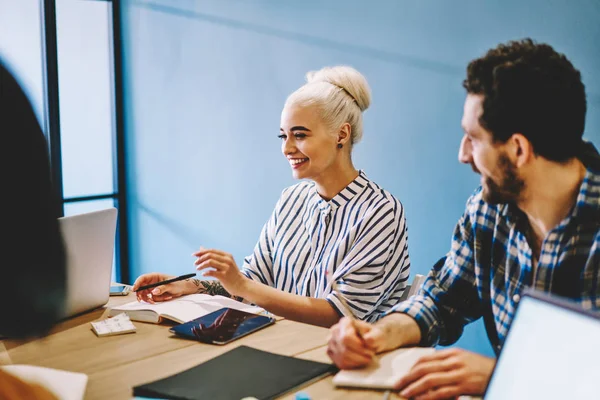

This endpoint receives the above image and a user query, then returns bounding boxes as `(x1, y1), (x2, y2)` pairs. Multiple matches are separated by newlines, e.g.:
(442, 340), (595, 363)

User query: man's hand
(397, 348), (495, 399)
(328, 313), (423, 369)
(327, 317), (383, 369)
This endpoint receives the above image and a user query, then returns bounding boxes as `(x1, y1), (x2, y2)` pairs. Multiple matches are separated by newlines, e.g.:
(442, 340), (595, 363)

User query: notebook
(1, 365), (88, 400)
(108, 294), (264, 324)
(332, 347), (435, 389)
(484, 289), (600, 399)
(133, 345), (337, 400)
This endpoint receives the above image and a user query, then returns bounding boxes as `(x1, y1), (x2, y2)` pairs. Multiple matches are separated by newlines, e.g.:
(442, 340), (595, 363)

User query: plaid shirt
(391, 162), (600, 355)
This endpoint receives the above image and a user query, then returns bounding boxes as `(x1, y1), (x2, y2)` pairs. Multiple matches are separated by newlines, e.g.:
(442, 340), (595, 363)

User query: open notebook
(1, 365), (88, 400)
(332, 347), (435, 389)
(108, 294), (264, 324)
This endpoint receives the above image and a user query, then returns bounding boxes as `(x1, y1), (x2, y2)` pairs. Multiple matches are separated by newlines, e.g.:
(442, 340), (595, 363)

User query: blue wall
(121, 0), (600, 356)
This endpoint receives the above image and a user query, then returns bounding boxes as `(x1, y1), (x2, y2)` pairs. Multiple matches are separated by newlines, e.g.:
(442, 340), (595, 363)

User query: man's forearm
(375, 312), (422, 351)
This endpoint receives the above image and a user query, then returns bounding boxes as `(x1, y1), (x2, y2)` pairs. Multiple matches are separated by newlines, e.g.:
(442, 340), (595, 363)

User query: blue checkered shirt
(390, 165), (600, 354)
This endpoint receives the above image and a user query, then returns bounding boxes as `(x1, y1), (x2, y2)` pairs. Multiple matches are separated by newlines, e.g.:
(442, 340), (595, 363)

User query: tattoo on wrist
(185, 278), (202, 288)
(198, 280), (232, 298)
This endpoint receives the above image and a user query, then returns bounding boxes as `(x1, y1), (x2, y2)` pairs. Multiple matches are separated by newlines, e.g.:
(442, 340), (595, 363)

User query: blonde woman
(134, 66), (411, 328)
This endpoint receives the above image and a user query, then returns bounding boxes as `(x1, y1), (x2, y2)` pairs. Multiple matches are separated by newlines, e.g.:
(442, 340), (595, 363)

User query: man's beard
(480, 154), (525, 205)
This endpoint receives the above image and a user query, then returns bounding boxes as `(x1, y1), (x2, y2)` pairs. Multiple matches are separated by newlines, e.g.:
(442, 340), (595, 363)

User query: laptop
(58, 207), (118, 318)
(484, 288), (600, 399)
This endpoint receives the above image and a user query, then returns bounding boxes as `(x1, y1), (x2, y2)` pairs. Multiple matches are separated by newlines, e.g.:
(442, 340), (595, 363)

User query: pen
(382, 389), (391, 400)
(135, 273), (197, 292)
(329, 274), (365, 342)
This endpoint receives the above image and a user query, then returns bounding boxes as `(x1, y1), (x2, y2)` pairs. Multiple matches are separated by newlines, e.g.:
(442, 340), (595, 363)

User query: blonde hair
(284, 66), (371, 145)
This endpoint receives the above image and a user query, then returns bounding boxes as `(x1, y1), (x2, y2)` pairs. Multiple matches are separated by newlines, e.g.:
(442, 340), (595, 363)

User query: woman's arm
(237, 279), (341, 327)
(132, 273), (232, 303)
(190, 278), (231, 297)
(194, 249), (341, 327)
(134, 272), (339, 326)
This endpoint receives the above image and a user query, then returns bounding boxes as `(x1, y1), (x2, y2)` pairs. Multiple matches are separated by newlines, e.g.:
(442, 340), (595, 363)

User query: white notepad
(1, 365), (88, 400)
(108, 293), (264, 324)
(91, 313), (137, 337)
(332, 347), (436, 389)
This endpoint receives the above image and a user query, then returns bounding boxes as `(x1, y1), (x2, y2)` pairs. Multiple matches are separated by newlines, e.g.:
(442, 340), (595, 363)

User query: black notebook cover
(133, 345), (338, 400)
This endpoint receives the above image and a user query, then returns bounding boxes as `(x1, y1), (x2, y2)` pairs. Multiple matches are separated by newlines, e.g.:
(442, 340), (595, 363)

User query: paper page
(180, 294), (264, 314)
(109, 300), (196, 323)
(110, 300), (167, 312)
(1, 365), (88, 400)
(161, 294), (264, 322)
(333, 347), (435, 389)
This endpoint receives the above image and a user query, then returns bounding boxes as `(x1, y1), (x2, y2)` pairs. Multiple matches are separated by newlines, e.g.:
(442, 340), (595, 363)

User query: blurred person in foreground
(0, 59), (67, 399)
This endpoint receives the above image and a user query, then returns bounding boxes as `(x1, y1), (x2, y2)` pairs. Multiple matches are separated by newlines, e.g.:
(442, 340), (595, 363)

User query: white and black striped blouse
(241, 170), (411, 322)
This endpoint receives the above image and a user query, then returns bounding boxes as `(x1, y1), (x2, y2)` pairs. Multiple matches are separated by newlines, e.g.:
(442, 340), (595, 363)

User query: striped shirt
(390, 165), (600, 354)
(241, 171), (411, 322)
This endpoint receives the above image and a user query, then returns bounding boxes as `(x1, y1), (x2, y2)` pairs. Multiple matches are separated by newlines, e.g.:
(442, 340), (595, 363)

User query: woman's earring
(337, 143), (343, 149)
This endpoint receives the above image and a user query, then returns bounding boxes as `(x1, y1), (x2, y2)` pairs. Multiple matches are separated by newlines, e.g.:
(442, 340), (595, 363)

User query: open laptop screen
(484, 291), (600, 400)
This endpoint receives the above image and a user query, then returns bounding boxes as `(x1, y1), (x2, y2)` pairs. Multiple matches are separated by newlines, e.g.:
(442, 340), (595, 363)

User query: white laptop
(58, 207), (118, 318)
(484, 289), (600, 399)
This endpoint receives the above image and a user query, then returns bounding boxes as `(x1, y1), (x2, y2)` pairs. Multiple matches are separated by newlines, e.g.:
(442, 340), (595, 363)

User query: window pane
(64, 199), (118, 282)
(0, 0), (45, 129)
(56, 0), (115, 198)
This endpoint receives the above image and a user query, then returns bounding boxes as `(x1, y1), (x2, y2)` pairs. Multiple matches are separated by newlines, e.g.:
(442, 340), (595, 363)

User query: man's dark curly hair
(463, 38), (586, 162)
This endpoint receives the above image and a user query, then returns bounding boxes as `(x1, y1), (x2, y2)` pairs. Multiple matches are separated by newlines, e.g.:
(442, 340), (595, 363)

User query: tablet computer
(169, 307), (275, 345)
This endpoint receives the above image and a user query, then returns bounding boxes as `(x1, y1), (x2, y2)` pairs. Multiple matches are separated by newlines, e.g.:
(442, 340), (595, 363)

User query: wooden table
(4, 294), (197, 375)
(2, 293), (336, 399)
(3, 293), (450, 399)
(86, 319), (331, 399)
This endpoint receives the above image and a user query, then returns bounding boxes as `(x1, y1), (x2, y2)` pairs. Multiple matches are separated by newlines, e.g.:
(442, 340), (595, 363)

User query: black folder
(133, 345), (338, 400)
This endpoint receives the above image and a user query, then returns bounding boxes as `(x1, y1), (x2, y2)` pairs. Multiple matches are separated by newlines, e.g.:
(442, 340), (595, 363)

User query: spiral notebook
(133, 345), (337, 400)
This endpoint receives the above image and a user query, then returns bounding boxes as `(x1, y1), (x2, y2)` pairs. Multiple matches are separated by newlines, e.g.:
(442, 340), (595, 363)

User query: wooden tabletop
(2, 293), (462, 400)
(2, 293), (339, 399)
(3, 294), (194, 376)
(86, 319), (330, 399)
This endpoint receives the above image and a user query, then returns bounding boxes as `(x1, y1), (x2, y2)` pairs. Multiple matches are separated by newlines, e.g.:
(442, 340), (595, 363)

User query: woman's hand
(193, 249), (249, 298)
(132, 272), (197, 303)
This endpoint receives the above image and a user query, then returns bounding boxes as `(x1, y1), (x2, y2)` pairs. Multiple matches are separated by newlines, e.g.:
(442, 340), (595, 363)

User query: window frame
(41, 0), (130, 283)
